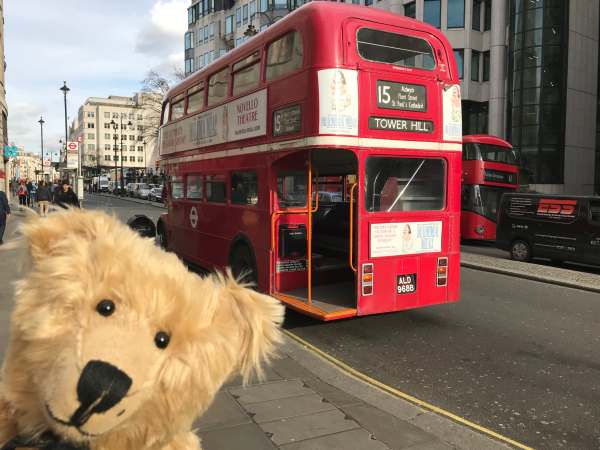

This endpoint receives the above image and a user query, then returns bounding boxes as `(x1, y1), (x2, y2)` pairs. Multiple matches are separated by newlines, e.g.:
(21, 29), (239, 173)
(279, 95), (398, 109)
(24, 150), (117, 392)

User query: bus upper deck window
(266, 31), (303, 81)
(208, 68), (230, 106)
(161, 102), (170, 125)
(356, 28), (435, 70)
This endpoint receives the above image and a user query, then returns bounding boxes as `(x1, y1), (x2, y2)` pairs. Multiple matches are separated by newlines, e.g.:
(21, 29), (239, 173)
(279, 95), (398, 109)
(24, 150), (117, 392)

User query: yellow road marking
(284, 329), (534, 450)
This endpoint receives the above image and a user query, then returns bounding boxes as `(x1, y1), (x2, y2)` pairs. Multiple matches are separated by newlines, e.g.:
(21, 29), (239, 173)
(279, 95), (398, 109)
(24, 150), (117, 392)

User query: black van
(496, 193), (600, 265)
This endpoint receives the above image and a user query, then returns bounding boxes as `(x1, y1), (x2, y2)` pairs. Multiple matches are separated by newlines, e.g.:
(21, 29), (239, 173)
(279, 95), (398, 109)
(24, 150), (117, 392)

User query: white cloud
(6, 0), (188, 153)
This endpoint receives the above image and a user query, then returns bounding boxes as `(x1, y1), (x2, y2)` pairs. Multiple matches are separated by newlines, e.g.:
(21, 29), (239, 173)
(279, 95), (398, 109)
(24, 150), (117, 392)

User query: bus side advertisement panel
(318, 69), (359, 136)
(442, 85), (462, 142)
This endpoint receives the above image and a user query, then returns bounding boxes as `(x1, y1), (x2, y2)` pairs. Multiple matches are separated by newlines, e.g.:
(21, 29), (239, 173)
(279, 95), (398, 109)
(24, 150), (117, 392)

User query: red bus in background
(157, 2), (463, 320)
(461, 135), (519, 241)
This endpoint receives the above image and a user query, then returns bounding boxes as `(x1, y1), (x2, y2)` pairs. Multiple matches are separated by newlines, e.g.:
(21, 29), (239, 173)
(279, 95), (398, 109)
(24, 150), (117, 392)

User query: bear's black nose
(69, 360), (132, 428)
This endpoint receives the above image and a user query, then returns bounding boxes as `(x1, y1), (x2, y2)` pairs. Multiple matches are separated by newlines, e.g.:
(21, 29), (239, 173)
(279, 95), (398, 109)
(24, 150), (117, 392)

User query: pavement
(0, 204), (514, 450)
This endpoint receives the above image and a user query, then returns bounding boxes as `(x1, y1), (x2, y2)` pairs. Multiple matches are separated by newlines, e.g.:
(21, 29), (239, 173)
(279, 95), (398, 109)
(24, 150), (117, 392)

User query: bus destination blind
(376, 80), (427, 112)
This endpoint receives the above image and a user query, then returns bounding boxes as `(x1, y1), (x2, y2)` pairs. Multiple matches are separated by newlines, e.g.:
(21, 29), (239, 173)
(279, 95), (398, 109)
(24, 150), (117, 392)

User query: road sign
(67, 141), (79, 153)
(3, 145), (17, 158)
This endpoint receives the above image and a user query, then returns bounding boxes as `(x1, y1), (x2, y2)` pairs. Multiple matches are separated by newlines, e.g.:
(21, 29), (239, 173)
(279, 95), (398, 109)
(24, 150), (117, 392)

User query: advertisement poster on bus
(227, 89), (267, 141)
(318, 69), (358, 136)
(370, 221), (442, 258)
(442, 84), (462, 142)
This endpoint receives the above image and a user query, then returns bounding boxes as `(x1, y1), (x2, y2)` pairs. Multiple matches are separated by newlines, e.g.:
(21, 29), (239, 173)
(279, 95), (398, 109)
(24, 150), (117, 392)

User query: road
(86, 195), (600, 449)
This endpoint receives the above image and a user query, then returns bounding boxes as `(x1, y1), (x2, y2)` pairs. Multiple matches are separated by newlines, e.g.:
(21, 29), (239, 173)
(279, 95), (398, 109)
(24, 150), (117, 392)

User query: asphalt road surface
(88, 194), (600, 449)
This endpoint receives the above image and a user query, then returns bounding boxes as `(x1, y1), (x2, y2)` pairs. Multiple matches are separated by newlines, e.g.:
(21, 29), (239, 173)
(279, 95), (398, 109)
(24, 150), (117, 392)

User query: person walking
(17, 182), (28, 208)
(0, 189), (10, 245)
(54, 180), (80, 209)
(26, 179), (34, 207)
(37, 180), (52, 217)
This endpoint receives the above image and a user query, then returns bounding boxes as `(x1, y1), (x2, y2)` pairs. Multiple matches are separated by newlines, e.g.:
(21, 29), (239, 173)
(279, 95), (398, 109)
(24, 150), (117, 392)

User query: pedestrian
(26, 179), (34, 207)
(54, 180), (80, 209)
(52, 180), (61, 204)
(0, 188), (10, 245)
(17, 182), (28, 208)
(29, 181), (37, 207)
(37, 180), (52, 217)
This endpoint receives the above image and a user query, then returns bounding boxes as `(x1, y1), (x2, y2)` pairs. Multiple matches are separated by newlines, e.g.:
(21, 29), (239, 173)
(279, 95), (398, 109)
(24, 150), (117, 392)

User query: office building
(0, 0), (8, 192)
(184, 0), (600, 194)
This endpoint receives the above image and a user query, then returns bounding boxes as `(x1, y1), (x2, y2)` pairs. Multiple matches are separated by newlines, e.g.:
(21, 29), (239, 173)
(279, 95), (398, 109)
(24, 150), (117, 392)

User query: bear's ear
(20, 209), (110, 263)
(217, 274), (285, 383)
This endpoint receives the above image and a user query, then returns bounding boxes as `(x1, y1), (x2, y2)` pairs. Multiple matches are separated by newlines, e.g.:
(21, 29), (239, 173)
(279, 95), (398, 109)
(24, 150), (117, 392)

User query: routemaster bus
(156, 2), (462, 320)
(461, 135), (519, 241)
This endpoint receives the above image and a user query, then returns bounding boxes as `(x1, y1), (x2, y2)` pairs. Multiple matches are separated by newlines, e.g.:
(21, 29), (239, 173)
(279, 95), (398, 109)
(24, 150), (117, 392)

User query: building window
(185, 58), (194, 74)
(424, 0), (441, 28)
(87, 144), (95, 151)
(243, 4), (248, 23)
(225, 15), (234, 34)
(87, 123), (95, 129)
(209, 22), (215, 40)
(250, 0), (256, 18)
(447, 0), (464, 28)
(104, 155), (111, 161)
(231, 171), (258, 205)
(471, 50), (480, 81)
(206, 174), (227, 202)
(204, 25), (209, 43)
(87, 111), (95, 118)
(103, 123), (110, 129)
(260, 0), (268, 12)
(130, 145), (135, 151)
(104, 112), (110, 119)
(472, 0), (482, 30)
(454, 49), (464, 79)
(484, 0), (491, 31)
(508, 0), (567, 184)
(404, 1), (416, 19)
(112, 113), (119, 119)
(138, 157), (144, 162)
(266, 31), (303, 81)
(185, 31), (194, 50)
(138, 146), (144, 151)
(122, 135), (128, 141)
(365, 0), (373, 5)
(188, 3), (199, 25)
(128, 135), (134, 140)
(236, 7), (241, 25)
(137, 114), (143, 120)
(483, 50), (490, 81)
(236, 37), (243, 47)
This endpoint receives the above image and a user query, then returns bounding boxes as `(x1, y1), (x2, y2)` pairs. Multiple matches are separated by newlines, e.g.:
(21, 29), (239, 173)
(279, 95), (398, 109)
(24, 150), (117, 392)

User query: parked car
(149, 186), (164, 203)
(126, 183), (139, 197)
(496, 193), (600, 265)
(135, 183), (152, 199)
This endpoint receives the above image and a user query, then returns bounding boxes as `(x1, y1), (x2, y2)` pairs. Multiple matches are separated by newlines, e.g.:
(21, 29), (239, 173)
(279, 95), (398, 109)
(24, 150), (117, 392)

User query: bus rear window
(365, 157), (445, 212)
(356, 28), (435, 70)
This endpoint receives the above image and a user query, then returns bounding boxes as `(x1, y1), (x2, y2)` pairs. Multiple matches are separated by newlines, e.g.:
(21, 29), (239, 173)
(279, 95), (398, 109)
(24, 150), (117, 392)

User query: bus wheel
(510, 240), (531, 262)
(157, 223), (168, 250)
(230, 245), (257, 285)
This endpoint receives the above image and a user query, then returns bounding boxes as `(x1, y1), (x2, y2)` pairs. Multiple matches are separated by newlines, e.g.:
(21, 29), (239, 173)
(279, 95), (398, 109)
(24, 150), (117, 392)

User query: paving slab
(280, 428), (391, 450)
(193, 391), (251, 432)
(245, 393), (336, 423)
(300, 376), (363, 408)
(230, 379), (314, 405)
(198, 422), (277, 450)
(341, 403), (438, 450)
(270, 355), (320, 381)
(260, 409), (359, 446)
(223, 365), (283, 387)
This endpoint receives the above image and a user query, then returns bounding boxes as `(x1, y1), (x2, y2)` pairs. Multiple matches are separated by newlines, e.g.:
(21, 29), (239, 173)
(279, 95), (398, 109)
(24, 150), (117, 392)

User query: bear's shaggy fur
(0, 209), (284, 450)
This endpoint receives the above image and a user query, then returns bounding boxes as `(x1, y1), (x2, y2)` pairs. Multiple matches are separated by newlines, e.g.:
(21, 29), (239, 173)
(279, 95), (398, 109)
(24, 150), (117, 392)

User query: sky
(5, 0), (188, 157)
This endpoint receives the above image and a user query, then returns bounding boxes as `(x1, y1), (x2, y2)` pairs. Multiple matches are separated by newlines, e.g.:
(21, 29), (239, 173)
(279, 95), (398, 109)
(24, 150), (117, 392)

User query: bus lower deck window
(365, 157), (445, 212)
(356, 28), (435, 70)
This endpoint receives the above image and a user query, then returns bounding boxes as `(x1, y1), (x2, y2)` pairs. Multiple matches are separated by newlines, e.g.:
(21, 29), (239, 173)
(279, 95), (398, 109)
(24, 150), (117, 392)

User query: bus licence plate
(397, 274), (417, 295)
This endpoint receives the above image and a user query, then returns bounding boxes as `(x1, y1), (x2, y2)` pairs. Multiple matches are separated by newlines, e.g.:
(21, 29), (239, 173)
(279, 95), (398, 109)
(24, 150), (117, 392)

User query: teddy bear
(0, 209), (284, 450)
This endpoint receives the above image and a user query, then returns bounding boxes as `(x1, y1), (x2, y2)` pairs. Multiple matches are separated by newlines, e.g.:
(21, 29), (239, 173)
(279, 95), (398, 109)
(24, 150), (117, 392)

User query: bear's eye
(96, 299), (115, 317)
(154, 331), (170, 349)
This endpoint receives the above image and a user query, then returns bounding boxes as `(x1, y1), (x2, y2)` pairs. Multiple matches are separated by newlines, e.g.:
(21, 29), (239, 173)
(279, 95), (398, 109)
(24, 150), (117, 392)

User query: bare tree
(139, 68), (186, 146)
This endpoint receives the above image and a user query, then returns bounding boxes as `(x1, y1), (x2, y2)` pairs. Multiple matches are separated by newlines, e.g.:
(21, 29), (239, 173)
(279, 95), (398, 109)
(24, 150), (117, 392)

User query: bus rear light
(361, 263), (374, 296)
(437, 257), (448, 287)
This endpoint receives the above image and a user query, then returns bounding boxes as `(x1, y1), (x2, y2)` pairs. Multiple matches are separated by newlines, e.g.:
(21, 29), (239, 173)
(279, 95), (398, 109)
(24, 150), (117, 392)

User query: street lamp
(59, 82), (70, 181)
(38, 116), (45, 182)
(118, 114), (133, 193)
(110, 119), (119, 192)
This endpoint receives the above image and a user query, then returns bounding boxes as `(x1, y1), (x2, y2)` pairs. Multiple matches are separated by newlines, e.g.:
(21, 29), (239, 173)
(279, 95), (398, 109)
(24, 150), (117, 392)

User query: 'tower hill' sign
(160, 89), (267, 155)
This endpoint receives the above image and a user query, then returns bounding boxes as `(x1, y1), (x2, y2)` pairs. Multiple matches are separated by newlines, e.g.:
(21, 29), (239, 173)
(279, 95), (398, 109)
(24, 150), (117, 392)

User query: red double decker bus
(157, 2), (462, 320)
(461, 135), (519, 241)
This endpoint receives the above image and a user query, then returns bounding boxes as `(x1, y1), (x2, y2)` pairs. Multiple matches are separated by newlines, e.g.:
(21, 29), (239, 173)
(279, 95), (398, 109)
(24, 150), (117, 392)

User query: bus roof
(463, 134), (513, 148)
(167, 2), (455, 99)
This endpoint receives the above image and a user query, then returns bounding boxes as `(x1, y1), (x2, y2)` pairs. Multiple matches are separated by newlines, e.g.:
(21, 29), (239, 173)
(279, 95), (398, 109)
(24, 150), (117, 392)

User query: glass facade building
(508, 0), (569, 184)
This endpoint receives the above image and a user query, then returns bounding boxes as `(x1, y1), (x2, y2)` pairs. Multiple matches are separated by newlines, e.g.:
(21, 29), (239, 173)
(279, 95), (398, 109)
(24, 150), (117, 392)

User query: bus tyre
(510, 240), (531, 262)
(157, 223), (168, 250)
(231, 245), (257, 285)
